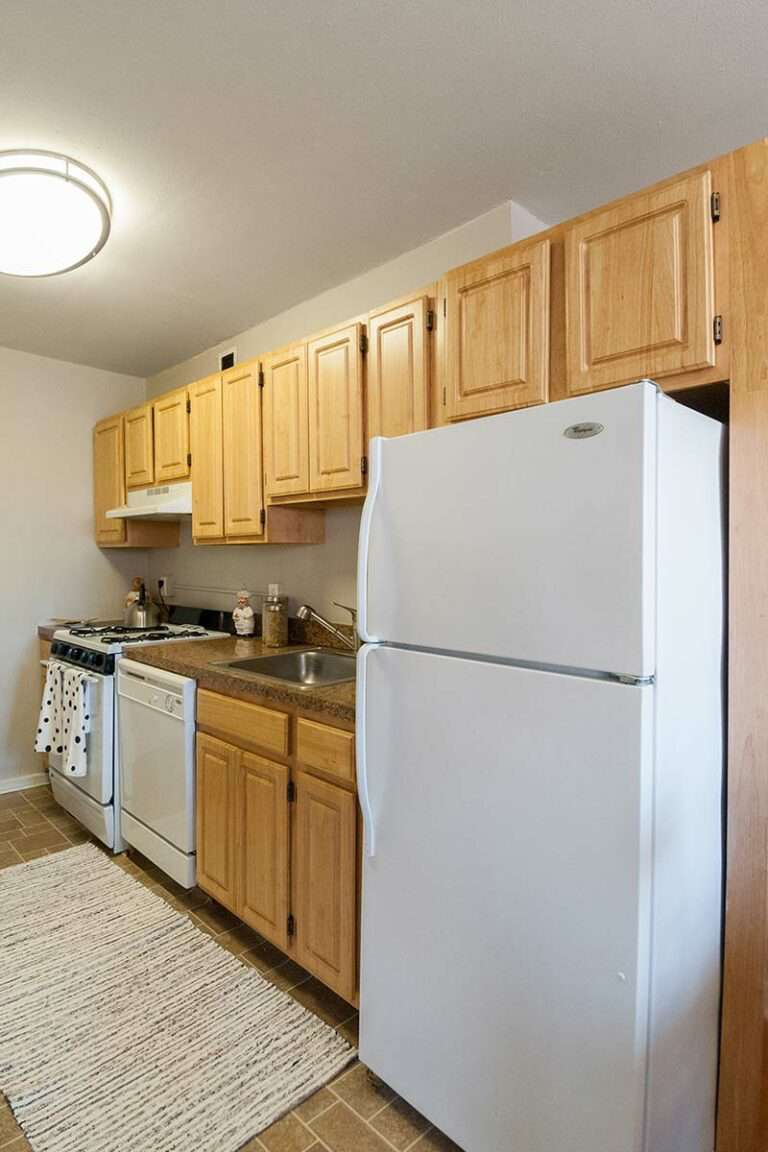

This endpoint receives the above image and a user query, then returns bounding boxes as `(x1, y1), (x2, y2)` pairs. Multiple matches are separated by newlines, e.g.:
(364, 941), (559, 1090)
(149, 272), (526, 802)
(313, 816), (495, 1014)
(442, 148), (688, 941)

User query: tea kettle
(124, 581), (162, 628)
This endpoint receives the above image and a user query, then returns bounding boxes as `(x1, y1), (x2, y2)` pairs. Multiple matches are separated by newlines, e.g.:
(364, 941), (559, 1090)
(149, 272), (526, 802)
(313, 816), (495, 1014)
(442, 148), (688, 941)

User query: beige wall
(146, 510), (359, 620)
(145, 198), (547, 622)
(146, 199), (547, 395)
(0, 346), (145, 788)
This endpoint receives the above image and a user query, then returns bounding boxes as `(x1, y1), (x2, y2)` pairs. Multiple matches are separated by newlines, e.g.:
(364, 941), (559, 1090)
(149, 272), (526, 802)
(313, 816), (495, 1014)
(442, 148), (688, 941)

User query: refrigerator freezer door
(358, 644), (654, 1152)
(358, 381), (656, 678)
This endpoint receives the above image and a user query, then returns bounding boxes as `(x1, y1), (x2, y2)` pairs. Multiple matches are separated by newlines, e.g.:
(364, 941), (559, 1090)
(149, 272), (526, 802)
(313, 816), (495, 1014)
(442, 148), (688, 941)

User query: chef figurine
(233, 589), (256, 636)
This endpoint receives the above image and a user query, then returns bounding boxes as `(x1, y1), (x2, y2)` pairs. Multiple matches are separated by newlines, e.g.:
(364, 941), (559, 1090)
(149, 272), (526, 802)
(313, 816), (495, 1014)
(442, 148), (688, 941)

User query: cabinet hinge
(441, 385), (447, 407)
(426, 308), (435, 332)
(186, 398), (191, 414)
(711, 191), (721, 223)
(359, 331), (369, 355)
(361, 455), (368, 477)
(258, 367), (264, 388)
(287, 913), (296, 937)
(259, 507), (266, 527)
(713, 315), (723, 345)
(443, 297), (447, 318)
(186, 452), (192, 467)
(287, 780), (296, 802)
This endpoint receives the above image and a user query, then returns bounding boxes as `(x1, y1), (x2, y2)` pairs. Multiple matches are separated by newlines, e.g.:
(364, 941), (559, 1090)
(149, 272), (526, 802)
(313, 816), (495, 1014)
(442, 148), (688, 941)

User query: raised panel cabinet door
(308, 324), (364, 493)
(239, 752), (290, 949)
(93, 414), (126, 545)
(124, 403), (154, 488)
(368, 296), (430, 438)
(441, 238), (551, 421)
(196, 732), (239, 911)
(565, 170), (716, 394)
(153, 388), (190, 481)
(292, 769), (358, 1002)
(263, 345), (310, 499)
(189, 374), (224, 540)
(222, 363), (264, 537)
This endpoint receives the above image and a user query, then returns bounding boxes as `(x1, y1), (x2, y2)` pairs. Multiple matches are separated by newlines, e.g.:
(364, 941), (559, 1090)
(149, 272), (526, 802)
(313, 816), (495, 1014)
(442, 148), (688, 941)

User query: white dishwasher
(117, 659), (197, 887)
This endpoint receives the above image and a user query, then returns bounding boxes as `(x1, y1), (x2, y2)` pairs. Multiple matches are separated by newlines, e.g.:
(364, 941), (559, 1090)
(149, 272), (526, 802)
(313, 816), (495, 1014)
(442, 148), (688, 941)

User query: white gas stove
(46, 621), (227, 852)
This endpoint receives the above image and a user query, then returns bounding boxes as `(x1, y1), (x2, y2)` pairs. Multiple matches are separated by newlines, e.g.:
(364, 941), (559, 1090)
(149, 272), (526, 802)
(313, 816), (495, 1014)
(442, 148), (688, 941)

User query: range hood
(106, 482), (192, 520)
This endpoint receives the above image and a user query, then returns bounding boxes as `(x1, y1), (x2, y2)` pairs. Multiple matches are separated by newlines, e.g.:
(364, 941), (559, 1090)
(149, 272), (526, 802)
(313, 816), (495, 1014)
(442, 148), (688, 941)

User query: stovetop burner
(68, 624), (210, 645)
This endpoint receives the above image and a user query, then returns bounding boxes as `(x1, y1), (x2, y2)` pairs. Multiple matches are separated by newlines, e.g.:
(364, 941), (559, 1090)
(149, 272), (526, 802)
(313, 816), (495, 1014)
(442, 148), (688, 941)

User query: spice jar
(262, 583), (288, 647)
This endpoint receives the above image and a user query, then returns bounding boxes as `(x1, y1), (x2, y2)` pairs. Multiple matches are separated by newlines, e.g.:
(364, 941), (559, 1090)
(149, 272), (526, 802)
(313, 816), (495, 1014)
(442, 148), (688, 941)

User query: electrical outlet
(157, 575), (172, 598)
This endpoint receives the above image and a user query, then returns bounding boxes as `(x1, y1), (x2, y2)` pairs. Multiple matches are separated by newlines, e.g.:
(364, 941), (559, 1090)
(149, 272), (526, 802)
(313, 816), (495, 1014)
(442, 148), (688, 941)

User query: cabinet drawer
(296, 718), (355, 786)
(198, 690), (289, 759)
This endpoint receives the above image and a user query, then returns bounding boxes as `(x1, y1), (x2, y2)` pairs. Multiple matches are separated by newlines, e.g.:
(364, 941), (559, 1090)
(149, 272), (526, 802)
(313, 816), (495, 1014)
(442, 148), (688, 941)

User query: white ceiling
(1, 0), (767, 377)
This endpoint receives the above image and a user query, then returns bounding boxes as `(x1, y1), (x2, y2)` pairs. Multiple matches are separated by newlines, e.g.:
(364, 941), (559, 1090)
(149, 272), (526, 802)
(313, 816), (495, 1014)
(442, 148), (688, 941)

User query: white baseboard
(0, 771), (49, 794)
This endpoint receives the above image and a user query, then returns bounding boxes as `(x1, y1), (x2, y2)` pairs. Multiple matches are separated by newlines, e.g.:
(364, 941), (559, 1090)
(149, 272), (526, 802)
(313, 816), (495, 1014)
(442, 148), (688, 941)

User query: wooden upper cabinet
(189, 374), (223, 540)
(153, 388), (190, 482)
(222, 362), (264, 537)
(124, 404), (154, 488)
(263, 344), (310, 499)
(440, 238), (551, 421)
(239, 751), (290, 950)
(565, 170), (716, 394)
(93, 414), (126, 546)
(292, 769), (358, 1003)
(308, 323), (365, 492)
(196, 733), (239, 912)
(367, 296), (430, 438)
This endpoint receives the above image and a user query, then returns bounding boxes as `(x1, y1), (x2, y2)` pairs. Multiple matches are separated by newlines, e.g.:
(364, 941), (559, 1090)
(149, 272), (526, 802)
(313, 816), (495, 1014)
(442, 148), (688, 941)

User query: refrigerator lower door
(358, 644), (654, 1152)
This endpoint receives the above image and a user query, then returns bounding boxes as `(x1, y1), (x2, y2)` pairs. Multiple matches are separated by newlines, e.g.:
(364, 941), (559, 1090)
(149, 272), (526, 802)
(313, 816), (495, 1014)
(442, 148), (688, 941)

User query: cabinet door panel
(189, 374), (223, 540)
(223, 364), (264, 536)
(264, 345), (309, 498)
(368, 297), (430, 438)
(292, 769), (357, 1002)
(442, 239), (550, 420)
(93, 415), (126, 545)
(196, 733), (238, 911)
(239, 752), (289, 949)
(565, 170), (715, 394)
(308, 325), (364, 492)
(153, 389), (190, 481)
(124, 404), (154, 488)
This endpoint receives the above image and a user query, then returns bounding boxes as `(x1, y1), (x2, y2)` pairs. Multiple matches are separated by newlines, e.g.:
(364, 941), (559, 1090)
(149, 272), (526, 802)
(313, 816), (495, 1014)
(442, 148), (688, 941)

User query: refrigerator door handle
(356, 437), (383, 644)
(355, 644), (376, 857)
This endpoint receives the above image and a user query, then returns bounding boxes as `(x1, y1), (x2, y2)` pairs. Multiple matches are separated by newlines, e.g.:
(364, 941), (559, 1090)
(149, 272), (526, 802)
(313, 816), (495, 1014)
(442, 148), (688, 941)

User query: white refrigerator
(356, 381), (724, 1152)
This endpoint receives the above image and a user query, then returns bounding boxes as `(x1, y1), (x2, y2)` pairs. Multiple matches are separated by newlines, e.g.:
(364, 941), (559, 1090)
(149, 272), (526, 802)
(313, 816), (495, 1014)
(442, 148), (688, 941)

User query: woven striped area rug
(0, 844), (355, 1152)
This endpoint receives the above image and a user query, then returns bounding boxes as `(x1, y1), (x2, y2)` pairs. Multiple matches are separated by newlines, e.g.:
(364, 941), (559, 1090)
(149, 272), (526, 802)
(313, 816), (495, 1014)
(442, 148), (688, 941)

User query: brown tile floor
(0, 785), (463, 1152)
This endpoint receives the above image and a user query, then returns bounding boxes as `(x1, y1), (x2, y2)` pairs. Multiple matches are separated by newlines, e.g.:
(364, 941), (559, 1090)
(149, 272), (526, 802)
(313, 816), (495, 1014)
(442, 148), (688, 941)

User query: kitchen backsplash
(146, 506), (360, 621)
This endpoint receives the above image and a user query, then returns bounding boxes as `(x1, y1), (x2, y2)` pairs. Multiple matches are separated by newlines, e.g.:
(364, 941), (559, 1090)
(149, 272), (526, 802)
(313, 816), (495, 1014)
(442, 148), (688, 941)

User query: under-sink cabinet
(196, 689), (360, 1004)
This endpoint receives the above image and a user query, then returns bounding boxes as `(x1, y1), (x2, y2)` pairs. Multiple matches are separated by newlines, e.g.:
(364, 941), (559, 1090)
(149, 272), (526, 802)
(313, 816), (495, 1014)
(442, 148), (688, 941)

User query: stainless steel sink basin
(213, 648), (356, 688)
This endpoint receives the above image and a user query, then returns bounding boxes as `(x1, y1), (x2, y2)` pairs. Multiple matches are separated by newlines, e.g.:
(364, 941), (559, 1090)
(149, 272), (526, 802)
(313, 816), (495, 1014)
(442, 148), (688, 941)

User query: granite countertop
(124, 637), (356, 722)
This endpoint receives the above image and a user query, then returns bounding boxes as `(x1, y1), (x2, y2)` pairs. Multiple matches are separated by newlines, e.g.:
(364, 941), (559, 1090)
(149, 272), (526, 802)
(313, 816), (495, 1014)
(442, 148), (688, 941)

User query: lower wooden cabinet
(196, 732), (239, 910)
(292, 769), (358, 1004)
(241, 751), (290, 950)
(196, 698), (360, 1003)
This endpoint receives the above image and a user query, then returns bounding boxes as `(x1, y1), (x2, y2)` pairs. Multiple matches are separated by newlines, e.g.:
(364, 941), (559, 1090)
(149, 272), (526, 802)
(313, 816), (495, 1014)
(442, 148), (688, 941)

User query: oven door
(46, 664), (115, 806)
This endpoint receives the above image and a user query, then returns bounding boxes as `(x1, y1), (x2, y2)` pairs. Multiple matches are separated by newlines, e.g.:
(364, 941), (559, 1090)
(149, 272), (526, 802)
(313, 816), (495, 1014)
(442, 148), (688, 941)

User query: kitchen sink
(213, 648), (356, 688)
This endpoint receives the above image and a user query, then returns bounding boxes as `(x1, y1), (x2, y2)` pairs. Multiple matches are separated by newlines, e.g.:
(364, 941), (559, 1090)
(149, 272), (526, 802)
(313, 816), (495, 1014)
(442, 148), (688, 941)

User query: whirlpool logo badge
(563, 422), (604, 440)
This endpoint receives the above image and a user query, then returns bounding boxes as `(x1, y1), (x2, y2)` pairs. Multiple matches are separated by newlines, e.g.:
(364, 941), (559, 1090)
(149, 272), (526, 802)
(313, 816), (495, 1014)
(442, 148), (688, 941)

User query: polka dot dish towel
(35, 659), (92, 777)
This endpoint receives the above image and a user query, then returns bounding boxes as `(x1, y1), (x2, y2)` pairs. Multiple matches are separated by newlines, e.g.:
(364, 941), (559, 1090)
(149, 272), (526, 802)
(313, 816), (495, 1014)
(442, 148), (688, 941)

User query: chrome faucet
(297, 603), (357, 651)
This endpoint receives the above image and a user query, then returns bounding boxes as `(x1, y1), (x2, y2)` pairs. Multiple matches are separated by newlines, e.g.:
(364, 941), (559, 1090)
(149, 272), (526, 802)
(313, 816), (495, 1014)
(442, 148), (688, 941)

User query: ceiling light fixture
(0, 150), (112, 277)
